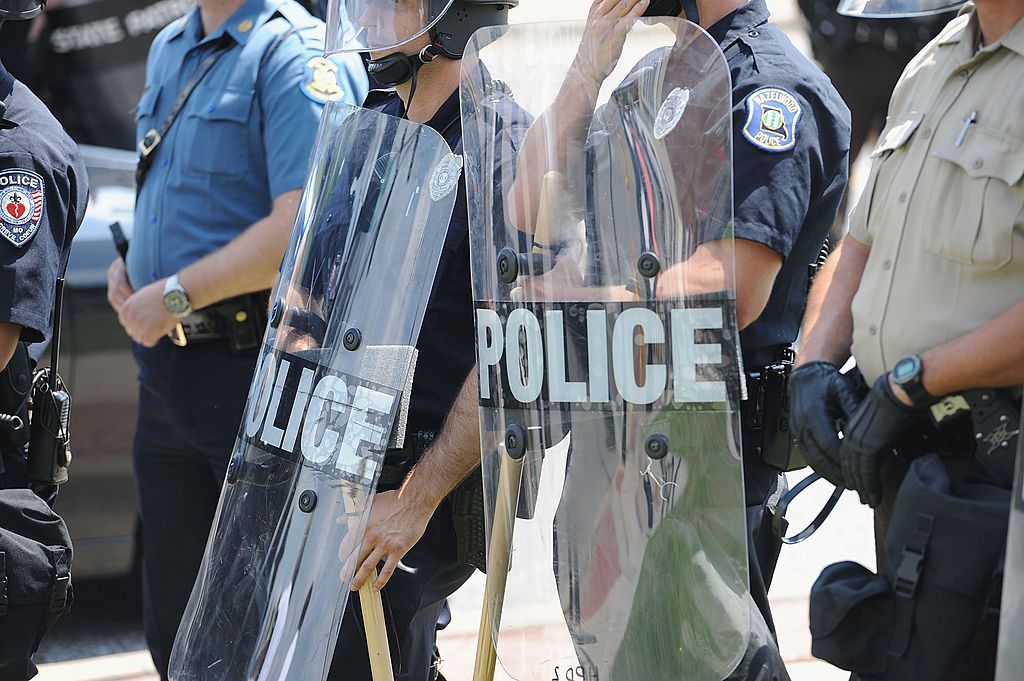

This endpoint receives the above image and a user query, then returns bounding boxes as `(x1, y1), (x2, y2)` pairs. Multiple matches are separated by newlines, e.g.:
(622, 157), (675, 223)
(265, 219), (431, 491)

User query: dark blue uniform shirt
(0, 61), (88, 345)
(709, 0), (851, 366)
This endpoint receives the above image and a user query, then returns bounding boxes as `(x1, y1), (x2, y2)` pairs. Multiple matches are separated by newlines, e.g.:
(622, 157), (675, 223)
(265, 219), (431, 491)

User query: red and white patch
(0, 169), (45, 248)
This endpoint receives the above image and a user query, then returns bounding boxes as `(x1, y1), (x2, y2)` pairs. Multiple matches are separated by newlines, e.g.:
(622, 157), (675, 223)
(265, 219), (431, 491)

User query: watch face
(893, 356), (919, 382)
(164, 290), (190, 316)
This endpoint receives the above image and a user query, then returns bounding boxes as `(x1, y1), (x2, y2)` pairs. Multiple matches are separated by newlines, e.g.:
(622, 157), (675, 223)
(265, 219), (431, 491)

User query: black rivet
(505, 422), (527, 460)
(298, 489), (318, 513)
(343, 328), (362, 351)
(496, 247), (519, 284)
(226, 452), (243, 484)
(269, 300), (283, 328)
(645, 434), (669, 460)
(637, 252), (661, 278)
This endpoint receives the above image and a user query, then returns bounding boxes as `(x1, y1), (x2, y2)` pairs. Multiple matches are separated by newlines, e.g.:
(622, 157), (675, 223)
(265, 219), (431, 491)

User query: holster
(744, 347), (805, 472)
(0, 343), (31, 453)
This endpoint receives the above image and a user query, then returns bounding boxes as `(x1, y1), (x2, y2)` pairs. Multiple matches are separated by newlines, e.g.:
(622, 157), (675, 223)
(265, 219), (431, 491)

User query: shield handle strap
(472, 425), (528, 681)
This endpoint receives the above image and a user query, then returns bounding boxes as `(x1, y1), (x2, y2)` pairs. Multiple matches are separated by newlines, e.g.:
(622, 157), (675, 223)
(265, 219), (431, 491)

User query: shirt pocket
(849, 113), (922, 242)
(926, 125), (1024, 269)
(135, 85), (161, 132)
(183, 88), (256, 179)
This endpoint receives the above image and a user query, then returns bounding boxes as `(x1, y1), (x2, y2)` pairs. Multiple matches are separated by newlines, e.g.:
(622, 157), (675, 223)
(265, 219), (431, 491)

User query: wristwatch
(890, 354), (935, 408)
(162, 273), (193, 318)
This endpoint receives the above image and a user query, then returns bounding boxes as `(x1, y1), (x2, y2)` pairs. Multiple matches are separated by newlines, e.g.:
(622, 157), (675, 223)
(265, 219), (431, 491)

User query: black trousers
(131, 339), (257, 680)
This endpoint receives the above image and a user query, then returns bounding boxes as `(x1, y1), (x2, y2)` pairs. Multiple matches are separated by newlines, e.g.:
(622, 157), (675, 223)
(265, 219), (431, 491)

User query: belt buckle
(168, 323), (188, 347)
(138, 129), (162, 157)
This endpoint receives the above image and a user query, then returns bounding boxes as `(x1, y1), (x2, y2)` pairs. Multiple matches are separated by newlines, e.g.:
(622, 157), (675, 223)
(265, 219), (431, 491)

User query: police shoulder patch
(302, 56), (345, 105)
(0, 168), (45, 248)
(742, 86), (802, 153)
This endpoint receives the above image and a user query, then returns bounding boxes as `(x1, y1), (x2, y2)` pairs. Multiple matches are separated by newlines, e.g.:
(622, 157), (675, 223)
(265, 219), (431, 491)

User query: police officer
(103, 0), (367, 675)
(505, 1), (848, 675)
(318, 1), (524, 679)
(790, 0), (1024, 674)
(0, 0), (87, 483)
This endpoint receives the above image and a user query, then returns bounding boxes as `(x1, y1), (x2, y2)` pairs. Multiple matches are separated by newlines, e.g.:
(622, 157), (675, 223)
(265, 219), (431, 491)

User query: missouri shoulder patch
(742, 87), (802, 153)
(0, 169), (45, 248)
(302, 56), (345, 104)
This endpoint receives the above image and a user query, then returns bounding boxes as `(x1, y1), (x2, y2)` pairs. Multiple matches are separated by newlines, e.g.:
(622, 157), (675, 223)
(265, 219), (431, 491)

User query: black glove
(788, 361), (861, 486)
(840, 373), (918, 508)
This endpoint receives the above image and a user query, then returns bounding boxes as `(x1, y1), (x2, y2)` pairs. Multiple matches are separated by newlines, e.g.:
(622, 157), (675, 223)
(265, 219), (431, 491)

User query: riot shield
(462, 18), (748, 681)
(167, 101), (461, 681)
(996, 410), (1024, 681)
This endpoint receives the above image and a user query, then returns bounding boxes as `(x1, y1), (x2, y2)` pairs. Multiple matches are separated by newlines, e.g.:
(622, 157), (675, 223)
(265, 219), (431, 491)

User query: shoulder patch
(302, 56), (345, 104)
(0, 169), (45, 248)
(742, 86), (802, 153)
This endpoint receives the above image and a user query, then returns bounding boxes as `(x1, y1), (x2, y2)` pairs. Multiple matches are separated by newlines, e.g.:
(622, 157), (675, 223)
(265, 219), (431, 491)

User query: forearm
(921, 299), (1024, 397)
(0, 324), (19, 372)
(400, 371), (482, 511)
(178, 190), (300, 309)
(795, 236), (870, 367)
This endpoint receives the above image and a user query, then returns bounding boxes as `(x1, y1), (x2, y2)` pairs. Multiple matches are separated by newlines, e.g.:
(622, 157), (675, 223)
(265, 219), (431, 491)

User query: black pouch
(217, 291), (270, 355)
(449, 467), (487, 573)
(0, 489), (73, 680)
(809, 454), (1007, 680)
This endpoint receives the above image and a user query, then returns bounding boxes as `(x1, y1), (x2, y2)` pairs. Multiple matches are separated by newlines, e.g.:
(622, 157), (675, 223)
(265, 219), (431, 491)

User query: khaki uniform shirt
(848, 6), (1024, 384)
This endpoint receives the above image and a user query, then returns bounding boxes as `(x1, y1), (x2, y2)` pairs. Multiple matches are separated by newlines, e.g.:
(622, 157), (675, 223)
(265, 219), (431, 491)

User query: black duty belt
(168, 291), (269, 355)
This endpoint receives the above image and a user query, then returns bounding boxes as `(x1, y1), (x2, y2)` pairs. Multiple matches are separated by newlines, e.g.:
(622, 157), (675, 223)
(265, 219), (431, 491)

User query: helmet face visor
(327, 0), (454, 55)
(838, 0), (964, 18)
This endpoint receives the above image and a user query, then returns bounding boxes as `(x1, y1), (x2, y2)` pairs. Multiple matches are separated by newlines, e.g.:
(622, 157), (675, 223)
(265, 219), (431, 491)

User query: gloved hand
(840, 373), (917, 508)
(788, 361), (861, 486)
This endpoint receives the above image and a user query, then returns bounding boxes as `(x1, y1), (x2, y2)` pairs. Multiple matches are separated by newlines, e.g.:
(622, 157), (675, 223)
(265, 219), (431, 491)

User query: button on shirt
(849, 7), (1024, 384)
(127, 0), (368, 289)
(0, 62), (88, 344)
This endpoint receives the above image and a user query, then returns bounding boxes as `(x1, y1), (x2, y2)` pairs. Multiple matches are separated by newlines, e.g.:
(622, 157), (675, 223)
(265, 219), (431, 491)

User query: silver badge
(654, 87), (691, 140)
(430, 153), (463, 202)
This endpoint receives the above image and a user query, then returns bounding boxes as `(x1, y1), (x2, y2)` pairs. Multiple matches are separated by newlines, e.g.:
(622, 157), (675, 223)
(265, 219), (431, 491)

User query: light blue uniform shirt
(128, 0), (367, 289)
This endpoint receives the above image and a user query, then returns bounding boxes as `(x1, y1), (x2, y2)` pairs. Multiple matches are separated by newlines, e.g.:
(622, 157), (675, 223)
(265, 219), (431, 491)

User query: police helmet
(0, 0), (44, 21)
(428, 0), (517, 60)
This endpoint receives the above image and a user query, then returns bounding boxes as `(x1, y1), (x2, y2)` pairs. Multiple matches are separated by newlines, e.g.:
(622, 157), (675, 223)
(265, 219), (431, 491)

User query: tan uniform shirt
(848, 6), (1024, 384)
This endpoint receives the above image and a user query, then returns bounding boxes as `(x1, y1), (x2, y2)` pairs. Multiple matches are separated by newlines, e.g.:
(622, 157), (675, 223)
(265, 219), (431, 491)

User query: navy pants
(131, 339), (257, 679)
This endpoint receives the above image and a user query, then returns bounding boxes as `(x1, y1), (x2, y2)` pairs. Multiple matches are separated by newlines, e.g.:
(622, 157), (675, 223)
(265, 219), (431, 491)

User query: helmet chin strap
(366, 45), (440, 115)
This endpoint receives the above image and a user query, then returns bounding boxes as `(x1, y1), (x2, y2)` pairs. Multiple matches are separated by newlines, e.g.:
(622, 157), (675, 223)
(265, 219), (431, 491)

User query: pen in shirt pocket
(955, 110), (978, 147)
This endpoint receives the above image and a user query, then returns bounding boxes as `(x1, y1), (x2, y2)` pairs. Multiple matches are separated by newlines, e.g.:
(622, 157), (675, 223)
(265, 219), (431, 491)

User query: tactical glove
(788, 361), (860, 486)
(840, 373), (917, 508)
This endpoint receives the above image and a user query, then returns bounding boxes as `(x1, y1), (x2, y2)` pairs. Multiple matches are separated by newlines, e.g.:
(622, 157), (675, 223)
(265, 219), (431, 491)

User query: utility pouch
(449, 467), (487, 572)
(0, 344), (31, 452)
(810, 455), (1008, 680)
(218, 291), (270, 356)
(25, 370), (71, 489)
(745, 349), (805, 472)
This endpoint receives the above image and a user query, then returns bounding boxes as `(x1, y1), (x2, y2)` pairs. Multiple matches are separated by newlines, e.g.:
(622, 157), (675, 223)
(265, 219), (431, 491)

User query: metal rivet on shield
(226, 452), (243, 484)
(637, 252), (661, 279)
(645, 434), (670, 460)
(496, 247), (519, 284)
(298, 489), (318, 513)
(504, 423), (527, 461)
(343, 328), (362, 351)
(269, 300), (283, 328)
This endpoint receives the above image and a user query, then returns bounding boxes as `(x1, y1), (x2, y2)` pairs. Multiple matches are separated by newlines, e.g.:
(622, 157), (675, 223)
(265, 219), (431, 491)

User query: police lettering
(476, 304), (728, 406)
(243, 353), (398, 478)
(0, 174), (41, 190)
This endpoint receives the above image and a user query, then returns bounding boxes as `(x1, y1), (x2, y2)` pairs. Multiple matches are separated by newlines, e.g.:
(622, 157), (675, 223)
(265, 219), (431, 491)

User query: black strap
(135, 35), (234, 190)
(772, 472), (845, 545)
(889, 512), (935, 658)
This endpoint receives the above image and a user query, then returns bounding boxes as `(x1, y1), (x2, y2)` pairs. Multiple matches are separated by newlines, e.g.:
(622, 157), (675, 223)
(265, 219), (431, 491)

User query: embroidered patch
(0, 169), (45, 248)
(302, 56), (345, 104)
(430, 153), (463, 202)
(654, 87), (690, 140)
(742, 87), (802, 153)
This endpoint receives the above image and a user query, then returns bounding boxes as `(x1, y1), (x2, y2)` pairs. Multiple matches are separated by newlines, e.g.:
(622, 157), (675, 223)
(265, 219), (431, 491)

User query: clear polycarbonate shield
(167, 102), (461, 681)
(837, 0), (965, 18)
(326, 0), (454, 54)
(463, 18), (748, 681)
(996, 422), (1024, 681)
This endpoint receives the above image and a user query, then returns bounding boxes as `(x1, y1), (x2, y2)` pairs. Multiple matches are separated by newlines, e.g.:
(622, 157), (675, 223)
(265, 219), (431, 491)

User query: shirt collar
(937, 4), (1024, 57)
(706, 0), (771, 49)
(166, 0), (285, 47)
(364, 87), (461, 141)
